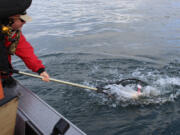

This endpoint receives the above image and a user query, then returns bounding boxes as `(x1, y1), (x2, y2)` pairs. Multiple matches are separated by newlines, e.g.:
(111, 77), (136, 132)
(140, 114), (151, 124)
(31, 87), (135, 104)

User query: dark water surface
(13, 0), (180, 134)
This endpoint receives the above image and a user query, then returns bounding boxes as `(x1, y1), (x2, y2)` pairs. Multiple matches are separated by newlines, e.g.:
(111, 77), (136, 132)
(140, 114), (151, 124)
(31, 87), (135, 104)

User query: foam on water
(104, 84), (140, 99)
(155, 77), (180, 86)
(85, 66), (180, 107)
(143, 86), (160, 97)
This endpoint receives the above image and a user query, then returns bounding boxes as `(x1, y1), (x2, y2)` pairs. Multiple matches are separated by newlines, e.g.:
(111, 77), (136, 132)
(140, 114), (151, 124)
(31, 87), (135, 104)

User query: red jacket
(5, 32), (45, 73)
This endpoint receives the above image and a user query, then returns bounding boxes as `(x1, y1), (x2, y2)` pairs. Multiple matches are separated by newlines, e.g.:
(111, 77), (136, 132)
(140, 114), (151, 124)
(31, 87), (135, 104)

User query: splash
(84, 60), (180, 107)
(97, 81), (179, 107)
(102, 83), (161, 100)
(104, 84), (141, 99)
(142, 86), (160, 97)
(86, 75), (180, 107)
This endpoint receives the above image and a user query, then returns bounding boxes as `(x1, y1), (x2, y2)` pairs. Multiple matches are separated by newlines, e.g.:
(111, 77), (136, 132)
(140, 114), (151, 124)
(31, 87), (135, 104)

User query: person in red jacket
(4, 12), (50, 82)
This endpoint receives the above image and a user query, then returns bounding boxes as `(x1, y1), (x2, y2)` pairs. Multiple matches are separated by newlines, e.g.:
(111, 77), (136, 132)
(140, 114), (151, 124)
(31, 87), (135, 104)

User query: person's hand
(40, 71), (50, 82)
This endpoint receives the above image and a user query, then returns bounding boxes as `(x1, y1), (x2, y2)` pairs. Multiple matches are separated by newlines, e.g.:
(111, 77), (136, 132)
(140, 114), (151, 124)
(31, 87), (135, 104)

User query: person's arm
(15, 33), (50, 82)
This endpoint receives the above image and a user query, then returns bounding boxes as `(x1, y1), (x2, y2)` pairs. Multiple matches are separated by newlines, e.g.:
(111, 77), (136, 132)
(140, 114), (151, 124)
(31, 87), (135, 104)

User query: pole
(18, 71), (98, 91)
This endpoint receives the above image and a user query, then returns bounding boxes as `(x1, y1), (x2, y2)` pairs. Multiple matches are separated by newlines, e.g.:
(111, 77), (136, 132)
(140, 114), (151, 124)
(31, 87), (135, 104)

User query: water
(12, 0), (180, 134)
